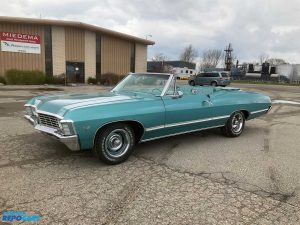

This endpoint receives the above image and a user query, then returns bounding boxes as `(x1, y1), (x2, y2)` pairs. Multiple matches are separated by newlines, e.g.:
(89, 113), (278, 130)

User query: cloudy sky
(1, 0), (300, 64)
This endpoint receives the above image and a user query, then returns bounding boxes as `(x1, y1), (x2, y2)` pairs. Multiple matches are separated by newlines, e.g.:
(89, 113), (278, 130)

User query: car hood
(28, 91), (147, 117)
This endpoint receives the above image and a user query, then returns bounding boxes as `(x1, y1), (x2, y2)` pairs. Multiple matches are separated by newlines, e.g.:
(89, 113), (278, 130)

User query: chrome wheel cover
(231, 113), (243, 133)
(104, 129), (130, 158)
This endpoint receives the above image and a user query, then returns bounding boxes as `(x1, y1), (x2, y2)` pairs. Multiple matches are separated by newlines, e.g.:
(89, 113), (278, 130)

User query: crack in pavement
(133, 155), (299, 208)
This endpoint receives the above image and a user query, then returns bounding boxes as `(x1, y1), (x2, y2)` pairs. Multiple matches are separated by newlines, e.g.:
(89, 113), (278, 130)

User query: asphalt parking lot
(0, 83), (300, 224)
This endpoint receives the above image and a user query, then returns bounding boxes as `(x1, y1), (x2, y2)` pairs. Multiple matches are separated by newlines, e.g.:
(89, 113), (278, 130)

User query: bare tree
(162, 64), (174, 73)
(200, 49), (223, 69)
(180, 44), (198, 63)
(258, 53), (269, 64)
(266, 58), (286, 66)
(152, 53), (169, 61)
(150, 53), (173, 73)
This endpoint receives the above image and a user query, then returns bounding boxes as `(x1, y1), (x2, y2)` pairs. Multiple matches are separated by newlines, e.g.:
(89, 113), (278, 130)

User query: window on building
(44, 27), (53, 76)
(181, 70), (183, 73)
(186, 70), (188, 74)
(96, 34), (101, 81)
(130, 43), (136, 73)
(190, 71), (193, 74)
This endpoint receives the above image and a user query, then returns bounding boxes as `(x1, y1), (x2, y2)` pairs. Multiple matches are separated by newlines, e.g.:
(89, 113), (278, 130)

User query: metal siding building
(0, 16), (154, 83)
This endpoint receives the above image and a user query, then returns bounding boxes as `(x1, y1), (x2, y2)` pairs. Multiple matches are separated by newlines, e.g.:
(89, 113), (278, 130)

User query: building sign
(0, 32), (41, 54)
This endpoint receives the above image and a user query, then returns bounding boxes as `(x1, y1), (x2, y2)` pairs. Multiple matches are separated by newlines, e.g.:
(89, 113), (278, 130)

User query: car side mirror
(172, 91), (183, 99)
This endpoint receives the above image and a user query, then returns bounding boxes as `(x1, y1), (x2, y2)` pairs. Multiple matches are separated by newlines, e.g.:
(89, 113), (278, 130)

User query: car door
(160, 86), (216, 136)
(202, 73), (211, 85)
(194, 74), (203, 85)
(212, 73), (220, 84)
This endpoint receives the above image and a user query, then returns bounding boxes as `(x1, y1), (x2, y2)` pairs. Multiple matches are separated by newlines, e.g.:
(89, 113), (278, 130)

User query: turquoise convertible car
(25, 73), (271, 164)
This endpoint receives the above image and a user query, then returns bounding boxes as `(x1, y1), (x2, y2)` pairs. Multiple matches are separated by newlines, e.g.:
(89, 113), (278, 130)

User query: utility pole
(224, 43), (233, 71)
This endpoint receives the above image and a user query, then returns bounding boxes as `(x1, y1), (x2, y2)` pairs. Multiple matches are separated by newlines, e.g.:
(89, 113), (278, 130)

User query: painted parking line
(272, 100), (300, 105)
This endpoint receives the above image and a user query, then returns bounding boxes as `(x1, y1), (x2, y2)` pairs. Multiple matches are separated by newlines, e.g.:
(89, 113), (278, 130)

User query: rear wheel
(211, 81), (217, 86)
(221, 111), (245, 137)
(93, 123), (135, 164)
(189, 80), (195, 86)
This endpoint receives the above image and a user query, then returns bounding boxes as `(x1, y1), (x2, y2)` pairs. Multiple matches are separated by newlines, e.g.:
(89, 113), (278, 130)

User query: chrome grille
(38, 113), (59, 129)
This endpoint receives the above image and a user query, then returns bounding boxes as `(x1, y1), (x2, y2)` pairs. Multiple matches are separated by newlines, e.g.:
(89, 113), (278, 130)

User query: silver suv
(189, 72), (230, 87)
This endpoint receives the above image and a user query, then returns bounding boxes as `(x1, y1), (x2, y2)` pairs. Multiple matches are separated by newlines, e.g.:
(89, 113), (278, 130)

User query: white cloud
(271, 26), (300, 35)
(1, 0), (300, 63)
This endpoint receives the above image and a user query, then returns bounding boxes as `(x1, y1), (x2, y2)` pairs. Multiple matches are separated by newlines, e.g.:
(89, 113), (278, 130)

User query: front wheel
(221, 111), (245, 137)
(211, 81), (217, 86)
(94, 123), (135, 164)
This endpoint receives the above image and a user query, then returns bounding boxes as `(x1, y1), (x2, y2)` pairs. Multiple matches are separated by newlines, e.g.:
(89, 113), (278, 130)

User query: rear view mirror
(172, 91), (183, 99)
(177, 91), (183, 97)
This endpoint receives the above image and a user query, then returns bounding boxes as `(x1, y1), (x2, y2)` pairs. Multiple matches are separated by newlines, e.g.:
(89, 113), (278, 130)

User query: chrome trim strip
(141, 125), (223, 143)
(250, 108), (269, 114)
(60, 119), (74, 123)
(145, 115), (230, 132)
(165, 115), (229, 128)
(145, 125), (165, 132)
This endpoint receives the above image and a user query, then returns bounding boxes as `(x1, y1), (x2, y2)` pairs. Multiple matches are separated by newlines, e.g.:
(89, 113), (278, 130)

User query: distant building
(147, 61), (196, 72)
(0, 16), (154, 83)
(147, 60), (196, 79)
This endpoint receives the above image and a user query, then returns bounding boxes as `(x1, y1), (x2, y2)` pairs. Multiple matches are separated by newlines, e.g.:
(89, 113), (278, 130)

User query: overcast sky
(1, 0), (300, 64)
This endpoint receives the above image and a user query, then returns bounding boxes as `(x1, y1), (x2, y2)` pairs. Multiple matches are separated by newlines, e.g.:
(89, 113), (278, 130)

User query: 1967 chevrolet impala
(25, 73), (271, 164)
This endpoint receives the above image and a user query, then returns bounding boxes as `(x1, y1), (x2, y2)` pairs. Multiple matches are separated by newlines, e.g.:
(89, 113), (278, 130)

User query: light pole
(145, 34), (152, 40)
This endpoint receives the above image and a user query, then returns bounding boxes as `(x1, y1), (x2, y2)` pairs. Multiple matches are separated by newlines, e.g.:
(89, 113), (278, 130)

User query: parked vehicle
(174, 67), (197, 80)
(25, 73), (271, 164)
(189, 71), (230, 86)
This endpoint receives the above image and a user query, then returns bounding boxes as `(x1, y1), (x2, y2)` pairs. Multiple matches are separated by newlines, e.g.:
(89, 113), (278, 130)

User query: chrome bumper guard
(24, 115), (80, 151)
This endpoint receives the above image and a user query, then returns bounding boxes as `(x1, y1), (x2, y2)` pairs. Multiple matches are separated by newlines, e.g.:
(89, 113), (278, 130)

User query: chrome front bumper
(25, 115), (80, 151)
(267, 105), (272, 112)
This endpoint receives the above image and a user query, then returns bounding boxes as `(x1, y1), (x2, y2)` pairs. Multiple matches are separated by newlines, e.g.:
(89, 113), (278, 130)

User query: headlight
(32, 106), (38, 116)
(25, 106), (33, 116)
(58, 120), (76, 136)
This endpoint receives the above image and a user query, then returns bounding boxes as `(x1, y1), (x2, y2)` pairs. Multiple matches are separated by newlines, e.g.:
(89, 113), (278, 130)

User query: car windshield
(112, 74), (170, 95)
